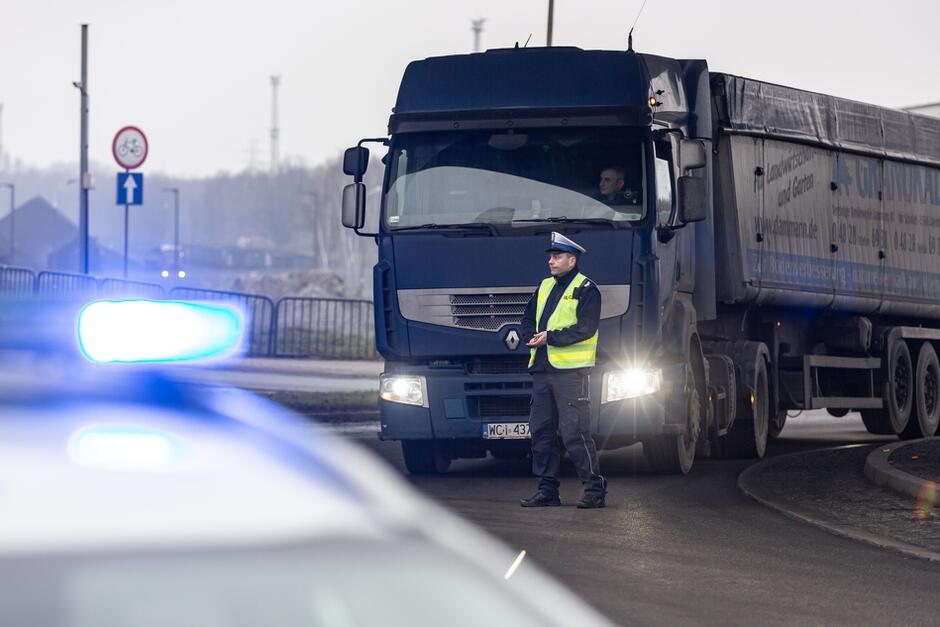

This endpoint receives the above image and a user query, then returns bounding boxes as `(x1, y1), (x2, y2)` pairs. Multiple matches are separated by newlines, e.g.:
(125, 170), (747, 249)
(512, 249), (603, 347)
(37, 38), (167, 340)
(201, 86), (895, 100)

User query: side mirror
(677, 176), (706, 224)
(343, 146), (370, 181)
(341, 182), (366, 229)
(679, 139), (706, 171)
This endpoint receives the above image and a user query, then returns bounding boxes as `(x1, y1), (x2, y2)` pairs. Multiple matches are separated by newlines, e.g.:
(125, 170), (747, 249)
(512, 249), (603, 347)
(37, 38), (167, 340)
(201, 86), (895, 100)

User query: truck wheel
(827, 408), (850, 418)
(727, 357), (769, 458)
(768, 409), (787, 439)
(901, 342), (940, 439)
(401, 440), (451, 475)
(644, 388), (701, 474)
(861, 338), (913, 435)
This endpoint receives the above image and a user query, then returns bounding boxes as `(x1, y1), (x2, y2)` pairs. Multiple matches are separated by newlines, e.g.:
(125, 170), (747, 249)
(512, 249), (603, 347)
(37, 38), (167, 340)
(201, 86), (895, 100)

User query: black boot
(576, 492), (606, 509)
(519, 492), (561, 507)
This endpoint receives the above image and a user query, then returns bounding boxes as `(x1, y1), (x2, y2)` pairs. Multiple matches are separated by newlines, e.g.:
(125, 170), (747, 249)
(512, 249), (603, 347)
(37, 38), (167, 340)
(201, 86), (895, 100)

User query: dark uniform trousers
(530, 370), (605, 496)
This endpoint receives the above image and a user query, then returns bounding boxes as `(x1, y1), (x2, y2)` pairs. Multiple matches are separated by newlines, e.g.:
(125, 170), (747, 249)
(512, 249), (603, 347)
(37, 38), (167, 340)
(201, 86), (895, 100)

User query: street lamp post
(546, 0), (554, 46)
(73, 23), (90, 274)
(0, 183), (13, 264)
(163, 188), (180, 276)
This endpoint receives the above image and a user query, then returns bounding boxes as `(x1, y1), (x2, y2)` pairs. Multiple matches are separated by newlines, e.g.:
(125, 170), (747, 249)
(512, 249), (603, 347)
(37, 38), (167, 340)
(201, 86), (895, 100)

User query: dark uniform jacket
(519, 269), (602, 373)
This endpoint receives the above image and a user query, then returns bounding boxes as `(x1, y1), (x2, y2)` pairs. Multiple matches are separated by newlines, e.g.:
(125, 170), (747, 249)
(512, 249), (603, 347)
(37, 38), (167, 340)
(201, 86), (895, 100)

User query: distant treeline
(0, 154), (383, 297)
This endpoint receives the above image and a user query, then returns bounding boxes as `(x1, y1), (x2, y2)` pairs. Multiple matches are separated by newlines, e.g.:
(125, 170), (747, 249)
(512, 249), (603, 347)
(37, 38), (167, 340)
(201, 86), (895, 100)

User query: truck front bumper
(379, 363), (685, 450)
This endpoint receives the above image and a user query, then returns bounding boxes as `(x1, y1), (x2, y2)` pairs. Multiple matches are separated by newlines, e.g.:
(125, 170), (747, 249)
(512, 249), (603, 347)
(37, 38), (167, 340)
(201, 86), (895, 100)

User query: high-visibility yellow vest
(528, 272), (598, 369)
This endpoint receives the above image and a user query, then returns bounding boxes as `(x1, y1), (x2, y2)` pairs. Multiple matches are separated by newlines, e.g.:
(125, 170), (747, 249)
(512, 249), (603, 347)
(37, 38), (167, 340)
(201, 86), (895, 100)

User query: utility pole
(163, 188), (180, 276)
(471, 19), (486, 53)
(73, 24), (90, 274)
(546, 0), (555, 46)
(270, 75), (280, 173)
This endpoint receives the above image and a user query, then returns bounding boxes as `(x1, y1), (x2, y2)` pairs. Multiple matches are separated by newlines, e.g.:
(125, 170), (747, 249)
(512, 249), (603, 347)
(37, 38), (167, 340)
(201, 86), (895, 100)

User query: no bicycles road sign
(112, 126), (148, 170)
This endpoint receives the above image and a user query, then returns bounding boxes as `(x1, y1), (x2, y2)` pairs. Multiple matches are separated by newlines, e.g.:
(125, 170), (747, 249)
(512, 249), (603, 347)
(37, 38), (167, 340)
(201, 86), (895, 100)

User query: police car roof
(0, 351), (417, 555)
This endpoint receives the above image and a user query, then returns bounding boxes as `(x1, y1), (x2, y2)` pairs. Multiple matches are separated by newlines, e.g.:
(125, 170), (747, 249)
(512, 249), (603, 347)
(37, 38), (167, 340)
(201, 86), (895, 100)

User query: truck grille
(450, 292), (529, 331)
(397, 287), (532, 333)
(466, 358), (530, 375)
(397, 284), (629, 333)
(468, 395), (532, 417)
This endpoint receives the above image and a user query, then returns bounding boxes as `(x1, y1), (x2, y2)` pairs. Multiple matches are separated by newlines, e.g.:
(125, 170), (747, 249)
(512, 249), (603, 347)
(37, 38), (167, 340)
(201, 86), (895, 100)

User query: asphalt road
(346, 413), (940, 626)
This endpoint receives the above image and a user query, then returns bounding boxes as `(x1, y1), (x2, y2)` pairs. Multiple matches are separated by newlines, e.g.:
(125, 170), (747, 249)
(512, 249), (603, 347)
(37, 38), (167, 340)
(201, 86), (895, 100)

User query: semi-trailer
(340, 46), (940, 474)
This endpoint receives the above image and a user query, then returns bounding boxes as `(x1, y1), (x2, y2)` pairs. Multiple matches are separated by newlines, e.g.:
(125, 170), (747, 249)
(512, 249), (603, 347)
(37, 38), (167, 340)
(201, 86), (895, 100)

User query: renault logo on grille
(504, 329), (521, 351)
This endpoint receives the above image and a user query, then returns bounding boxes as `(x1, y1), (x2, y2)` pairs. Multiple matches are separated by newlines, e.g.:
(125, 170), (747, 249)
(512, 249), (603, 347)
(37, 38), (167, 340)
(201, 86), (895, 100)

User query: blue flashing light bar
(77, 300), (244, 363)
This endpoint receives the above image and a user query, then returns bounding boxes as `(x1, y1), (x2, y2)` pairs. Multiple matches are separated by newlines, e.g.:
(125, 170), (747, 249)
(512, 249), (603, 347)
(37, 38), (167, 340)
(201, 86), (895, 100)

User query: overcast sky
(2, 0), (938, 177)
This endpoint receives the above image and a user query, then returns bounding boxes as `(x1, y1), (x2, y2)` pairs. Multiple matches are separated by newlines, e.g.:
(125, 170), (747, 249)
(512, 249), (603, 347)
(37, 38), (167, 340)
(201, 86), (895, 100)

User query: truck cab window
(386, 149), (408, 224)
(383, 128), (647, 229)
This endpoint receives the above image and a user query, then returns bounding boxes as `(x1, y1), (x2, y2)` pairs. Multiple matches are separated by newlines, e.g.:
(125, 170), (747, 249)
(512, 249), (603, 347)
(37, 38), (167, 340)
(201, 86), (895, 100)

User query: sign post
(112, 126), (148, 278)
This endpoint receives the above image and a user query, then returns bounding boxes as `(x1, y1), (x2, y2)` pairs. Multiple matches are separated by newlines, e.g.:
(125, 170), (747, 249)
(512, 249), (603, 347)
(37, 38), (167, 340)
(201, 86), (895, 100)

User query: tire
(401, 440), (451, 474)
(644, 388), (701, 474)
(901, 342), (940, 439)
(861, 338), (913, 436)
(727, 356), (769, 459)
(768, 409), (788, 439)
(827, 408), (850, 418)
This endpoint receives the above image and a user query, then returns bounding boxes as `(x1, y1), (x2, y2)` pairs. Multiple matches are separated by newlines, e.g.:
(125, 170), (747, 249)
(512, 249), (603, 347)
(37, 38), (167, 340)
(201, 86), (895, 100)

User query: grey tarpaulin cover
(712, 73), (940, 168)
(710, 73), (940, 318)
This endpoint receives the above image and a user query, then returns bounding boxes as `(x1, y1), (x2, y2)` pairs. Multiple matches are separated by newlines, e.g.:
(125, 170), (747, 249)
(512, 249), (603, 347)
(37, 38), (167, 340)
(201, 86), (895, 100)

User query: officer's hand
(527, 331), (548, 347)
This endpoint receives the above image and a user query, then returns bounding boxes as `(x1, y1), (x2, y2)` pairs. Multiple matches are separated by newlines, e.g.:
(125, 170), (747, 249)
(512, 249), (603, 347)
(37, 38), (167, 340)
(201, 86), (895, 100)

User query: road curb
(738, 446), (940, 564)
(864, 438), (939, 500)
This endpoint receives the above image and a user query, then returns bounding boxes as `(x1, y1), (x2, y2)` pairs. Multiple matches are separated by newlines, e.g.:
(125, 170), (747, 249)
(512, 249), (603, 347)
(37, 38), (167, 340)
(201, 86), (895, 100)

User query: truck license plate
(483, 422), (530, 439)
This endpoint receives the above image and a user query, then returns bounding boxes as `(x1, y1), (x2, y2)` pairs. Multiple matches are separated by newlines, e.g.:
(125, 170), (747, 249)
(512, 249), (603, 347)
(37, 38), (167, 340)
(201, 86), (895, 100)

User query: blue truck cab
(344, 46), (940, 475)
(342, 47), (713, 474)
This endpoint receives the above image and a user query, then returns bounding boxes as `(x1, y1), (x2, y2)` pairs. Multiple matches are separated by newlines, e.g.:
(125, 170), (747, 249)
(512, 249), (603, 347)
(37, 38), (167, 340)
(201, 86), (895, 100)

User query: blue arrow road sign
(116, 172), (144, 205)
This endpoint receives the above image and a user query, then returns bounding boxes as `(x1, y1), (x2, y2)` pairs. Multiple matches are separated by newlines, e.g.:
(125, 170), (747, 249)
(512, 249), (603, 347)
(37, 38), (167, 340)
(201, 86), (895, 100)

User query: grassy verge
(260, 389), (379, 422)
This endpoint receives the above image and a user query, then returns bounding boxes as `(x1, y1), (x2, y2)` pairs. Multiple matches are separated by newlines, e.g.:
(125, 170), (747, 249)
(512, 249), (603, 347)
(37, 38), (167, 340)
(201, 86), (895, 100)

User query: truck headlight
(380, 375), (429, 408)
(603, 368), (662, 403)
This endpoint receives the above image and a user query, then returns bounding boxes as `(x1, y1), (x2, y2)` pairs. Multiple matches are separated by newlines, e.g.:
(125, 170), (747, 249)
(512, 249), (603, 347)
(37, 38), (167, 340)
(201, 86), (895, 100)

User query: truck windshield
(384, 129), (646, 230)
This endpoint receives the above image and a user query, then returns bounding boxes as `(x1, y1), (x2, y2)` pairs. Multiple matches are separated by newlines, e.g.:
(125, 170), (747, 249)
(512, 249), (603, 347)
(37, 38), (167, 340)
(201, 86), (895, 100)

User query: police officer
(519, 232), (607, 509)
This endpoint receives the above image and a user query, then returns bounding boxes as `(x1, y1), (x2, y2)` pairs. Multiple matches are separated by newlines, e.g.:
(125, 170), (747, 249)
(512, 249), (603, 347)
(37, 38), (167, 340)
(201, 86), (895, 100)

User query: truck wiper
(511, 217), (620, 227)
(390, 222), (499, 236)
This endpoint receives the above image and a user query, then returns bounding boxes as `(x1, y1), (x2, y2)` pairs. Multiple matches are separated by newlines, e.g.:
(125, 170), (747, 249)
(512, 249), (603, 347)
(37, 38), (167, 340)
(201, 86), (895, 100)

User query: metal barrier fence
(98, 278), (166, 300)
(35, 271), (99, 300)
(169, 287), (276, 357)
(0, 265), (36, 297)
(275, 297), (376, 359)
(3, 267), (167, 301)
(1, 266), (379, 360)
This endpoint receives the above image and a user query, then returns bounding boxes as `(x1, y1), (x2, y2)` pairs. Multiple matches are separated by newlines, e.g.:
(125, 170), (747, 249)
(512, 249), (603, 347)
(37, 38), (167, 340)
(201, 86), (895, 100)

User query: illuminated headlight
(380, 374), (428, 407)
(603, 368), (663, 403)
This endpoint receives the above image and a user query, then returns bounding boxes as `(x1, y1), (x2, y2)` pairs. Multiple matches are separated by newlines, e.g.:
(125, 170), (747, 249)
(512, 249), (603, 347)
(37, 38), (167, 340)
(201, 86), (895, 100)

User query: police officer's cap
(546, 231), (586, 256)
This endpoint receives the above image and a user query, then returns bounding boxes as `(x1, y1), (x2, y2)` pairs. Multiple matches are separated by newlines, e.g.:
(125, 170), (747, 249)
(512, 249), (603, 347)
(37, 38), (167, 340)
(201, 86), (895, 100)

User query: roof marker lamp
(78, 300), (244, 363)
(380, 374), (428, 407)
(603, 368), (663, 403)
